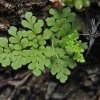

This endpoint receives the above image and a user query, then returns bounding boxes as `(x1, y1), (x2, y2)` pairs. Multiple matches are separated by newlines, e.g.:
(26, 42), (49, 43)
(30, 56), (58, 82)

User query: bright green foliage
(21, 12), (44, 33)
(65, 30), (88, 63)
(45, 7), (87, 83)
(0, 7), (87, 83)
(46, 7), (81, 38)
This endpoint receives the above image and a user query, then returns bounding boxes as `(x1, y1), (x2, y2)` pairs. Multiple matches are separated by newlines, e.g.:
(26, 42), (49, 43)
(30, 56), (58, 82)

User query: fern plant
(0, 7), (87, 83)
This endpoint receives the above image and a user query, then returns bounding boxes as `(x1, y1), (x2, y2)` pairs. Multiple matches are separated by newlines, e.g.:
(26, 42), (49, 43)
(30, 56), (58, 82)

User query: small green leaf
(38, 19), (44, 27)
(63, 68), (71, 75)
(60, 74), (68, 83)
(61, 7), (71, 18)
(67, 13), (76, 22)
(67, 59), (77, 69)
(33, 68), (41, 76)
(2, 58), (10, 67)
(39, 40), (46, 46)
(2, 53), (6, 59)
(28, 63), (35, 70)
(31, 16), (36, 25)
(0, 54), (3, 63)
(14, 44), (22, 50)
(8, 26), (17, 36)
(21, 57), (31, 65)
(39, 46), (55, 57)
(11, 61), (22, 70)
(63, 22), (71, 33)
(80, 42), (88, 49)
(9, 44), (14, 51)
(22, 30), (28, 37)
(21, 20), (31, 29)
(4, 48), (10, 53)
(32, 39), (38, 48)
(0, 37), (8, 48)
(57, 27), (65, 38)
(16, 31), (23, 40)
(39, 65), (45, 70)
(56, 73), (61, 79)
(10, 54), (16, 61)
(46, 18), (56, 27)
(27, 30), (36, 40)
(0, 47), (3, 54)
(13, 51), (21, 55)
(9, 37), (19, 43)
(37, 36), (46, 46)
(24, 12), (33, 21)
(56, 71), (68, 83)
(21, 38), (28, 48)
(55, 48), (66, 58)
(51, 67), (57, 75)
(49, 8), (60, 19)
(34, 20), (44, 34)
(43, 29), (53, 39)
(45, 59), (51, 67)
(21, 50), (29, 57)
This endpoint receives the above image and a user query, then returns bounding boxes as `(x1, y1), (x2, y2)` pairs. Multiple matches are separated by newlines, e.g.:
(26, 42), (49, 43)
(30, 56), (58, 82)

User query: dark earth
(0, 0), (100, 100)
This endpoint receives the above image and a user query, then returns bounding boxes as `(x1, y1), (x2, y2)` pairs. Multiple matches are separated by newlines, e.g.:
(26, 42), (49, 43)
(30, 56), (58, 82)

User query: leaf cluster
(65, 30), (88, 63)
(0, 7), (87, 83)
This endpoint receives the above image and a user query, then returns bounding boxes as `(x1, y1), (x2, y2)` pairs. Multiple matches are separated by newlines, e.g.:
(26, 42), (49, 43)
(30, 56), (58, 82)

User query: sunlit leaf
(21, 20), (31, 29)
(2, 58), (10, 67)
(0, 47), (3, 54)
(21, 38), (28, 48)
(11, 61), (22, 70)
(43, 29), (53, 39)
(14, 44), (22, 50)
(9, 37), (19, 43)
(0, 37), (8, 48)
(33, 68), (41, 76)
(8, 26), (17, 36)
(24, 12), (33, 21)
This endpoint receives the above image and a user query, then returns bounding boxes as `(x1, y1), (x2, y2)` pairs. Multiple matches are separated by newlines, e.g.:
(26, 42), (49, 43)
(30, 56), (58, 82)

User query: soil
(0, 0), (100, 100)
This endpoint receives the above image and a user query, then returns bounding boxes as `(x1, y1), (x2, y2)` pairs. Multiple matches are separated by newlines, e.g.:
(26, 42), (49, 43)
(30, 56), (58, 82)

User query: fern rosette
(0, 7), (88, 83)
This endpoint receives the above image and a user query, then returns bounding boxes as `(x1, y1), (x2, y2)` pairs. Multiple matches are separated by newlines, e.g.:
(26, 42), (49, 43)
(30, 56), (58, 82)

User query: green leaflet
(49, 57), (72, 83)
(39, 46), (55, 57)
(28, 50), (51, 76)
(46, 7), (81, 39)
(14, 44), (22, 50)
(0, 7), (88, 83)
(61, 7), (71, 18)
(2, 58), (11, 67)
(33, 20), (44, 34)
(9, 44), (14, 51)
(8, 26), (17, 37)
(65, 30), (88, 63)
(43, 29), (53, 40)
(49, 8), (60, 19)
(37, 35), (46, 46)
(4, 48), (11, 53)
(9, 37), (19, 43)
(1, 53), (12, 67)
(24, 12), (33, 22)
(16, 31), (23, 40)
(21, 38), (29, 48)
(11, 61), (22, 70)
(0, 47), (3, 54)
(21, 12), (44, 33)
(0, 37), (8, 48)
